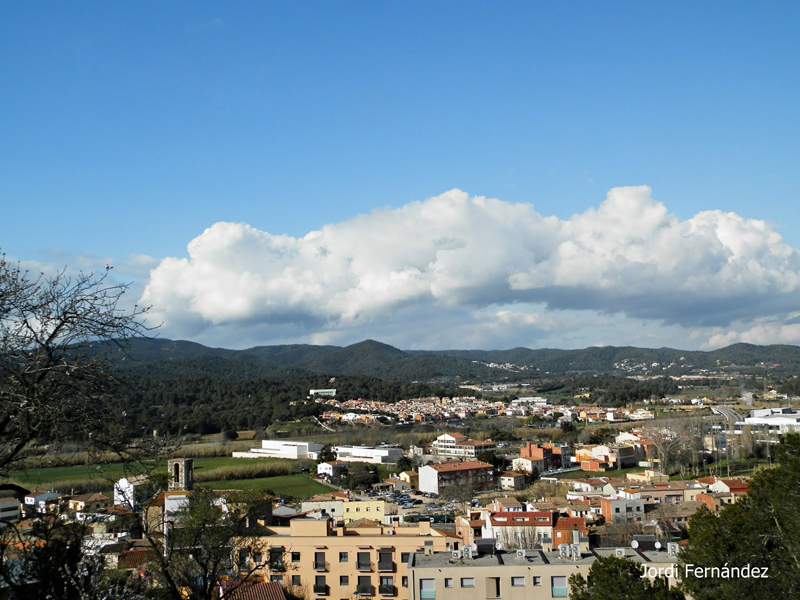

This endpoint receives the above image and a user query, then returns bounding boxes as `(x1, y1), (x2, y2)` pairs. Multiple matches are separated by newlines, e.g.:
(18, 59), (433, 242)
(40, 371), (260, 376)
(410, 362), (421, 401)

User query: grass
(5, 456), (291, 489)
(202, 475), (335, 498)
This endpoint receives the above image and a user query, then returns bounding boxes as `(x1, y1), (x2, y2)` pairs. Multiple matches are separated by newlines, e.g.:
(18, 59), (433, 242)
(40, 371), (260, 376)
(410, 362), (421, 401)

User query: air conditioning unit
(452, 550), (462, 559)
(462, 547), (473, 559)
(516, 549), (526, 558)
(667, 543), (680, 556)
(615, 548), (626, 557)
(571, 544), (581, 560)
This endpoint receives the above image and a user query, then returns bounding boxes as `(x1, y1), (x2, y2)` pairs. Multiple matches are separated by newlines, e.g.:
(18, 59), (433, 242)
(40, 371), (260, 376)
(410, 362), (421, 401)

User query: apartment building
(301, 494), (387, 524)
(599, 497), (645, 525)
(239, 517), (457, 600)
(429, 434), (496, 459)
(418, 461), (494, 495)
(408, 547), (681, 600)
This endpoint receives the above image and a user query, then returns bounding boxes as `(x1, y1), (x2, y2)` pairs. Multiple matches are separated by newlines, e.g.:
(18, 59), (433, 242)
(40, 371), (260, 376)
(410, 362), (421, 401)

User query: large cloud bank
(141, 187), (800, 349)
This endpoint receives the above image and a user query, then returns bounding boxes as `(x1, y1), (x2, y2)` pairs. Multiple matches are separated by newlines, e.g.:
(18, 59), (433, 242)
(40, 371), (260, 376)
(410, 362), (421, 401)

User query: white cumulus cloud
(140, 187), (800, 349)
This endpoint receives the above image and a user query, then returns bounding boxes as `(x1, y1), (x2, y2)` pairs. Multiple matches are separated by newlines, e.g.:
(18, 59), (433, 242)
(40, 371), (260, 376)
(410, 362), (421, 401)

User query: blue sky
(3, 3), (800, 350)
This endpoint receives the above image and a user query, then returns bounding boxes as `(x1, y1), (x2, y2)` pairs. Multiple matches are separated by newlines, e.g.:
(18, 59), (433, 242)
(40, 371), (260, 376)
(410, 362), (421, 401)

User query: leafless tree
(0, 255), (152, 474)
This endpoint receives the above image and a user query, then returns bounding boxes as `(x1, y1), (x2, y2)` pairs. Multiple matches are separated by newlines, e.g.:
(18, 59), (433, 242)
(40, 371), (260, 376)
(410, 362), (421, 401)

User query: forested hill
(112, 338), (800, 381)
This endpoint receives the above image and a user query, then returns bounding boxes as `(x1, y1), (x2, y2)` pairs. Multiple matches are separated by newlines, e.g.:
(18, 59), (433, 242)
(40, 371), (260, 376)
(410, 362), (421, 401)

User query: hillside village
(3, 386), (797, 600)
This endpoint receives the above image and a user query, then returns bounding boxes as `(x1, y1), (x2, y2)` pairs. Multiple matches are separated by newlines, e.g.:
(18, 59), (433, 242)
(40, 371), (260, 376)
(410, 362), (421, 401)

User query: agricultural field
(202, 474), (335, 498)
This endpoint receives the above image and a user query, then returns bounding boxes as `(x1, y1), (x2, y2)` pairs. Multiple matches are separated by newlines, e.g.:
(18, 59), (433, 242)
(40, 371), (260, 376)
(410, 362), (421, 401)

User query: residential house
(68, 492), (111, 513)
(418, 462), (494, 495)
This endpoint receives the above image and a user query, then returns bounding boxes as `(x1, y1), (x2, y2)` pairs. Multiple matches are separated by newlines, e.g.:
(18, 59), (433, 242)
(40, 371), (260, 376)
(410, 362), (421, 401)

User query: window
(357, 576), (373, 595)
(269, 549), (284, 570)
(401, 577), (408, 587)
(339, 552), (348, 563)
(292, 576), (301, 586)
(314, 552), (327, 571)
(444, 578), (453, 588)
(270, 575), (284, 585)
(292, 552), (301, 562)
(615, 507), (620, 513)
(379, 576), (395, 595)
(357, 552), (371, 570)
(237, 548), (249, 569)
(460, 578), (474, 588)
(419, 578), (435, 600)
(400, 553), (410, 563)
(378, 551), (393, 572)
(314, 575), (328, 595)
(533, 576), (541, 586)
(340, 576), (349, 586)
(551, 576), (568, 598)
(511, 577), (525, 587)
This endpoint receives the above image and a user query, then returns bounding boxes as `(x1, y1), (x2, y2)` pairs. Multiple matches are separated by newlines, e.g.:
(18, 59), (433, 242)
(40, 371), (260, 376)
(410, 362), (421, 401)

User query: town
(3, 378), (798, 600)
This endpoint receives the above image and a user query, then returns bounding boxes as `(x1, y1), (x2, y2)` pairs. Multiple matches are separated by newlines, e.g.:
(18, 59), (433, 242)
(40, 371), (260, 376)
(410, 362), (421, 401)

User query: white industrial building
(333, 445), (403, 464)
(742, 407), (800, 435)
(232, 440), (323, 460)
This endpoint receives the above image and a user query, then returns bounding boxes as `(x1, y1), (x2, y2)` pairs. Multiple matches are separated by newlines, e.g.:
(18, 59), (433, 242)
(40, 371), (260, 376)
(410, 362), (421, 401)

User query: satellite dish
(470, 543), (478, 552)
(631, 540), (639, 549)
(654, 541), (662, 550)
(496, 542), (503, 550)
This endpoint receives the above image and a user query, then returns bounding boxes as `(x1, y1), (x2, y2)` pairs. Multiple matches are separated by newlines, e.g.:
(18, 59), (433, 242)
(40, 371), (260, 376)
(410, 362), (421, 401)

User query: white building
(233, 439), (324, 460)
(113, 474), (149, 510)
(317, 460), (350, 479)
(742, 407), (800, 435)
(333, 445), (403, 464)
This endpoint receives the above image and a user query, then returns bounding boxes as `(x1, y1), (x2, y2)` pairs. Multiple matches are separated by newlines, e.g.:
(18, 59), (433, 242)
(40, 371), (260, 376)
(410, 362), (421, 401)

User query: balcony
(356, 585), (375, 596)
(377, 559), (394, 573)
(379, 584), (396, 596)
(313, 584), (329, 595)
(357, 561), (373, 572)
(314, 560), (329, 572)
(268, 560), (285, 572)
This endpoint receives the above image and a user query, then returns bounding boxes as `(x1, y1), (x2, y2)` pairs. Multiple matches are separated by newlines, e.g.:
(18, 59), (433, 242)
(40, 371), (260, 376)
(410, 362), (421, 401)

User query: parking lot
(355, 490), (462, 520)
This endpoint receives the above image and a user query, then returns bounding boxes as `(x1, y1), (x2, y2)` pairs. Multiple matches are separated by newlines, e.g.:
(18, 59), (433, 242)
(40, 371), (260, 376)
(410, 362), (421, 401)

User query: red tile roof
(431, 460), (493, 473)
(221, 581), (286, 600)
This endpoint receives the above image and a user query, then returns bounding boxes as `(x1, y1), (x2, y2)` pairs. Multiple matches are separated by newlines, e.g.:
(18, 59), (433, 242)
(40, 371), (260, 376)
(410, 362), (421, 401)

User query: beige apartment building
(238, 517), (458, 600)
(408, 547), (681, 600)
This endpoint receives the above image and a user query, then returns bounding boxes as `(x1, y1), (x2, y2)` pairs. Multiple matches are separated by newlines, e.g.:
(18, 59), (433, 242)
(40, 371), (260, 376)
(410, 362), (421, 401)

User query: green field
(5, 456), (288, 488)
(202, 475), (334, 498)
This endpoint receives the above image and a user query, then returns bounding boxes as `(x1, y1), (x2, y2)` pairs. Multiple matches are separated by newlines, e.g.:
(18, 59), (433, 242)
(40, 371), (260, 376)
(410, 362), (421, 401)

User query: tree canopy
(677, 434), (800, 599)
(569, 555), (684, 600)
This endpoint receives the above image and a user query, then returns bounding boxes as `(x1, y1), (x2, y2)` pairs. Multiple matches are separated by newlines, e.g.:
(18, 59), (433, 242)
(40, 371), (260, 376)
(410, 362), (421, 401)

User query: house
(482, 511), (556, 550)
(113, 474), (149, 510)
(552, 517), (590, 553)
(0, 497), (21, 522)
(511, 456), (545, 474)
(316, 460), (349, 480)
(68, 492), (111, 513)
(626, 470), (669, 484)
(489, 497), (523, 512)
(599, 497), (645, 524)
(23, 491), (61, 514)
(398, 470), (419, 489)
(500, 472), (527, 491)
(219, 580), (287, 600)
(418, 461), (494, 495)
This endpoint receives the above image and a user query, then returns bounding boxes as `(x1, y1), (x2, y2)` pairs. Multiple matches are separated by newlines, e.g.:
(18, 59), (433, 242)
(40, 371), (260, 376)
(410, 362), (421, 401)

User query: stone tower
(167, 458), (194, 491)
